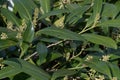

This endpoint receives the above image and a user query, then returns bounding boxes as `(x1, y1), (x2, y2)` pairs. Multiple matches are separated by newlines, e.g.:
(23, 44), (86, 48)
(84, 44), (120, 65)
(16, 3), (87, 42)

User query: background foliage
(0, 0), (120, 80)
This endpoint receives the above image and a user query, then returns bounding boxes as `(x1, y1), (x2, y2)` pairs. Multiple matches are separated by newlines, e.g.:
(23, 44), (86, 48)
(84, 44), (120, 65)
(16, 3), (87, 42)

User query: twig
(47, 40), (65, 48)
(70, 42), (87, 60)
(70, 46), (85, 60)
(24, 40), (65, 60)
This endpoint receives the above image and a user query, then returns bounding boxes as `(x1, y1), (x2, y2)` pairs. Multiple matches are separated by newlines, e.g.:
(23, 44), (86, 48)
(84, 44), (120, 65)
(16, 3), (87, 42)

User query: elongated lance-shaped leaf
(1, 8), (21, 26)
(84, 59), (112, 79)
(101, 3), (118, 19)
(98, 19), (120, 27)
(4, 58), (51, 80)
(36, 27), (85, 41)
(81, 34), (117, 49)
(20, 22), (35, 58)
(39, 9), (69, 20)
(2, 58), (51, 80)
(86, 0), (103, 27)
(23, 22), (34, 43)
(65, 5), (90, 25)
(0, 40), (17, 50)
(0, 66), (21, 79)
(51, 69), (76, 80)
(40, 0), (51, 14)
(12, 0), (36, 21)
(0, 59), (22, 79)
(107, 62), (120, 79)
(36, 42), (48, 65)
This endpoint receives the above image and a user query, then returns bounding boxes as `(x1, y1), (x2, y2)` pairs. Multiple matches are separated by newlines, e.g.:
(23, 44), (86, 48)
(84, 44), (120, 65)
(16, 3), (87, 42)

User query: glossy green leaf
(36, 27), (84, 41)
(0, 40), (17, 50)
(84, 60), (112, 78)
(98, 19), (120, 27)
(18, 58), (51, 80)
(20, 22), (34, 58)
(0, 59), (22, 79)
(86, 0), (102, 27)
(0, 66), (21, 79)
(3, 58), (51, 80)
(39, 9), (69, 20)
(115, 1), (120, 10)
(40, 0), (51, 14)
(40, 38), (60, 43)
(93, 0), (103, 15)
(1, 8), (21, 26)
(36, 43), (48, 65)
(107, 62), (120, 79)
(3, 59), (22, 68)
(26, 77), (39, 80)
(65, 5), (90, 25)
(51, 69), (76, 80)
(23, 22), (34, 43)
(82, 34), (117, 49)
(102, 3), (118, 19)
(100, 17), (109, 35)
(13, 0), (36, 21)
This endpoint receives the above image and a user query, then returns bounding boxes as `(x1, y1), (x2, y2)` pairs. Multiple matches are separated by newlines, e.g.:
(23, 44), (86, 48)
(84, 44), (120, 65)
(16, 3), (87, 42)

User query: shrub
(0, 0), (120, 80)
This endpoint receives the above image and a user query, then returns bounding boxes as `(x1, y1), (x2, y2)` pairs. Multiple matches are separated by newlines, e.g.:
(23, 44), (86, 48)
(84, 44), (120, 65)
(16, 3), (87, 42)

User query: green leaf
(0, 40), (17, 50)
(36, 43), (48, 65)
(40, 0), (51, 14)
(107, 62), (120, 79)
(115, 1), (120, 11)
(51, 69), (76, 80)
(102, 3), (118, 19)
(20, 22), (34, 58)
(86, 0), (102, 27)
(36, 27), (84, 41)
(65, 5), (90, 25)
(0, 66), (21, 79)
(84, 60), (112, 78)
(18, 58), (51, 80)
(26, 77), (39, 80)
(100, 17), (109, 35)
(0, 59), (22, 79)
(93, 0), (103, 15)
(3, 58), (51, 80)
(3, 59), (22, 68)
(1, 8), (21, 26)
(13, 0), (36, 21)
(81, 34), (117, 49)
(39, 9), (69, 20)
(98, 19), (120, 27)
(23, 22), (34, 43)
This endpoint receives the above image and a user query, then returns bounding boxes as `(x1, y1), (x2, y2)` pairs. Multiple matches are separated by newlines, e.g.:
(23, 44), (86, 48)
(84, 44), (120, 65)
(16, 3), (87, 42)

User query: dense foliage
(0, 0), (120, 80)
